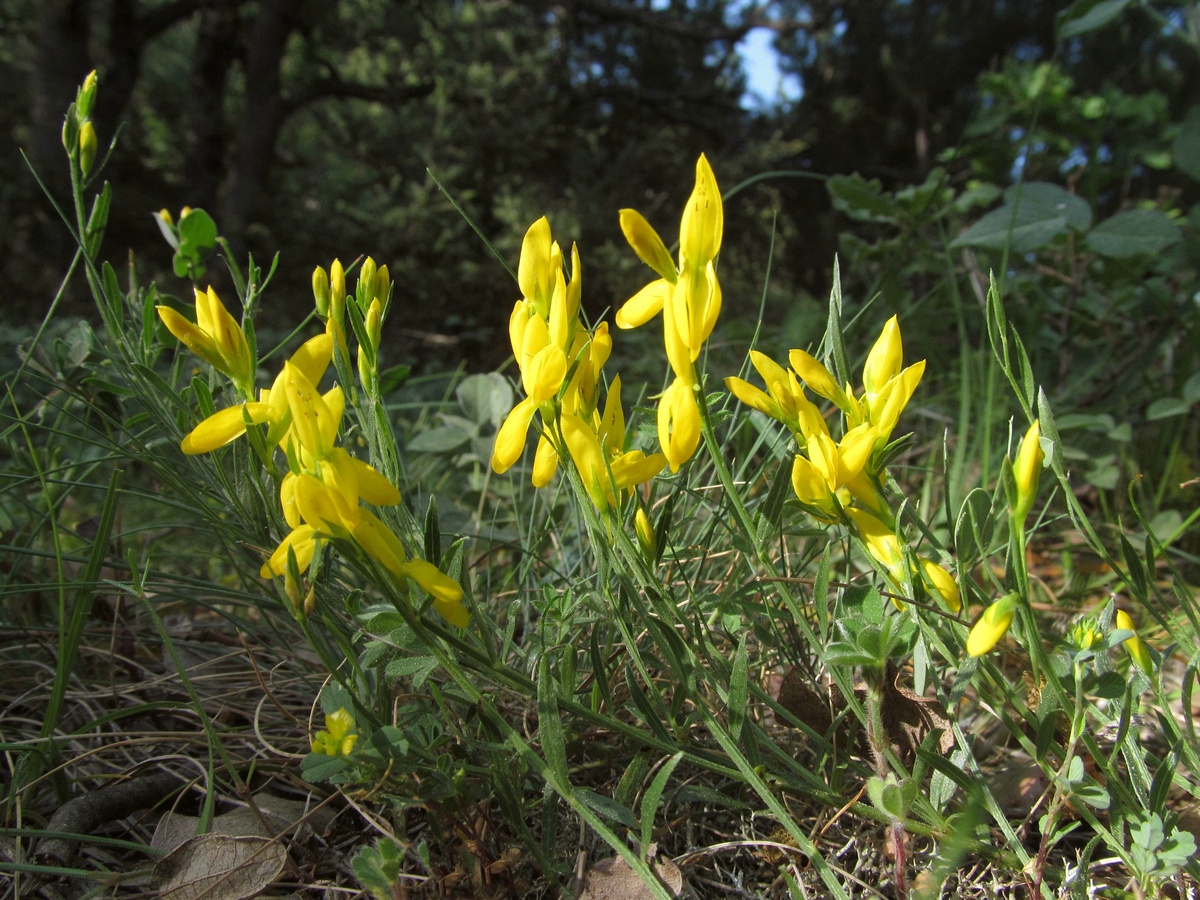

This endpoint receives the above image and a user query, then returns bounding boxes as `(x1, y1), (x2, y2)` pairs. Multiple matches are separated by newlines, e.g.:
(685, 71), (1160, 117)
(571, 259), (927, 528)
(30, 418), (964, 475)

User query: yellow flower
(616, 154), (723, 362)
(917, 557), (961, 613)
(561, 397), (667, 512)
(1012, 421), (1045, 523)
(158, 286), (255, 395)
(180, 332), (334, 455)
(725, 350), (825, 442)
(492, 219), (594, 481)
(1114, 609), (1153, 676)
(312, 708), (357, 757)
(967, 594), (1019, 656)
(616, 155), (723, 469)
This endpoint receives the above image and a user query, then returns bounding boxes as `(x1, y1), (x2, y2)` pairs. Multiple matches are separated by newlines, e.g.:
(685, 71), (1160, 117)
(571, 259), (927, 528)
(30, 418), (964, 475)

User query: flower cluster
(491, 218), (666, 511)
(159, 280), (467, 626)
(312, 708), (357, 757)
(727, 318), (956, 612)
(616, 154), (724, 471)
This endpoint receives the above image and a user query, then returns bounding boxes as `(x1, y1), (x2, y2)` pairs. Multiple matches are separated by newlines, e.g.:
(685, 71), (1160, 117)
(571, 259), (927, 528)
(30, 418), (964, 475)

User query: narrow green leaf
(639, 752), (683, 857)
(728, 634), (749, 744)
(538, 655), (569, 785)
(423, 494), (441, 564)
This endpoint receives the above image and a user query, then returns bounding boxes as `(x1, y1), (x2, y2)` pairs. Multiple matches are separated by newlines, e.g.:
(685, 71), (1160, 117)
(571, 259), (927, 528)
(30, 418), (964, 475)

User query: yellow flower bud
(1115, 609), (1153, 676)
(312, 266), (330, 317)
(967, 594), (1019, 657)
(79, 121), (97, 176)
(77, 70), (98, 119)
(635, 507), (657, 562)
(1012, 421), (1045, 522)
(917, 557), (961, 613)
(158, 208), (174, 227)
(330, 259), (346, 321)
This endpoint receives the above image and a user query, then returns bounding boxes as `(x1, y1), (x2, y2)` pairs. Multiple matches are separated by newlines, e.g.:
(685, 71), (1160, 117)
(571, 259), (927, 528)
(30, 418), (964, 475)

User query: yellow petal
(532, 433), (559, 487)
(283, 362), (337, 459)
(658, 378), (701, 473)
(181, 405), (253, 454)
(845, 508), (906, 580)
(615, 279), (670, 330)
(402, 558), (464, 606)
(289, 332), (335, 386)
(863, 315), (902, 393)
(788, 349), (842, 404)
(725, 376), (779, 420)
(1115, 609), (1153, 675)
(351, 510), (407, 574)
(350, 458), (402, 506)
(611, 450), (667, 490)
(600, 375), (625, 455)
(523, 344), (566, 404)
(261, 524), (318, 578)
(620, 209), (677, 283)
(518, 217), (553, 304)
(562, 412), (609, 509)
(1013, 421), (1045, 520)
(679, 154), (723, 267)
(157, 305), (223, 370)
(492, 397), (537, 474)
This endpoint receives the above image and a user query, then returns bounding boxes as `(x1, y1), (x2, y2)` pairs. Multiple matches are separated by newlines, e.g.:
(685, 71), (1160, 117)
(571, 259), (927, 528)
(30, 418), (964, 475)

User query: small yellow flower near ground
(917, 557), (961, 613)
(1012, 421), (1045, 523)
(312, 708), (357, 757)
(1115, 609), (1154, 676)
(967, 594), (1019, 657)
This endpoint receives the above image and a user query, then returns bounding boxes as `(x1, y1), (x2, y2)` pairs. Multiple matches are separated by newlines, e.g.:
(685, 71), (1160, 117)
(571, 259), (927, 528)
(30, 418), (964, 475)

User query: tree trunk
(221, 0), (295, 253)
(185, 4), (240, 213)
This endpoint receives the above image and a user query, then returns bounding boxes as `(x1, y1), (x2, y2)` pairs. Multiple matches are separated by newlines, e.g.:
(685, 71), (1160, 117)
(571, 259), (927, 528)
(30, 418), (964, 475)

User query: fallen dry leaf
(151, 833), (286, 900)
(776, 662), (953, 766)
(579, 854), (685, 899)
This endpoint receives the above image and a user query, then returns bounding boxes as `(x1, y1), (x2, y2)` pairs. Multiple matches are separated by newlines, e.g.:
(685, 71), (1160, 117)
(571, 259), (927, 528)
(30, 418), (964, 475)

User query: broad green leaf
(1146, 397), (1191, 420)
(407, 423), (474, 453)
(950, 203), (1067, 253)
(457, 372), (512, 427)
(178, 208), (218, 253)
(1003, 182), (1093, 231)
(1175, 106), (1200, 182)
(1086, 209), (1182, 258)
(827, 173), (898, 222)
(1057, 0), (1132, 40)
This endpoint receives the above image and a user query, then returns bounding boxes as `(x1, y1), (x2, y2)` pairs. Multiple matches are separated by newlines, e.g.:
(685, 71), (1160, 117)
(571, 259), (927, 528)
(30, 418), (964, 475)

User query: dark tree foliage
(6, 0), (1178, 370)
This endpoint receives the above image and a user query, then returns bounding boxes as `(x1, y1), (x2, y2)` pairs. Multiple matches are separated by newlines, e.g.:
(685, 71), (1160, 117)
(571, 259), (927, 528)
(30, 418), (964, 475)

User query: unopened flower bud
(375, 263), (390, 306)
(635, 507), (657, 563)
(312, 266), (330, 317)
(77, 70), (98, 120)
(158, 208), (174, 227)
(967, 593), (1019, 657)
(1115, 609), (1153, 676)
(1012, 421), (1044, 523)
(79, 121), (97, 176)
(357, 257), (377, 311)
(329, 259), (346, 320)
